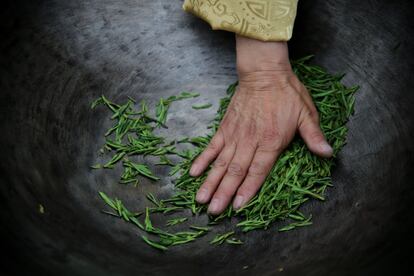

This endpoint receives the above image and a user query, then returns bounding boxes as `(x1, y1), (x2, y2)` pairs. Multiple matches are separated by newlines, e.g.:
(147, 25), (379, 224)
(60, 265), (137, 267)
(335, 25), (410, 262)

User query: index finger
(189, 130), (224, 176)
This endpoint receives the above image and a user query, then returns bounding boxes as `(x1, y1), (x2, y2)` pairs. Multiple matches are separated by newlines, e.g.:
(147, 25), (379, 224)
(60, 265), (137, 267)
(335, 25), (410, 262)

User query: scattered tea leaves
(166, 217), (188, 227)
(38, 204), (45, 214)
(192, 103), (212, 110)
(91, 56), (358, 250)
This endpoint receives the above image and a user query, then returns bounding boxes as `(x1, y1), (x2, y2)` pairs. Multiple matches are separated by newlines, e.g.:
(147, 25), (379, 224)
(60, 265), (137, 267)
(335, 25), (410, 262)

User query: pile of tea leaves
(91, 56), (358, 250)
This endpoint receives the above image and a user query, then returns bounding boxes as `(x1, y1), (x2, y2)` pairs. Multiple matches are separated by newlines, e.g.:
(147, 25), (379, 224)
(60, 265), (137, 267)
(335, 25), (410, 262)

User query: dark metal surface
(0, 0), (413, 275)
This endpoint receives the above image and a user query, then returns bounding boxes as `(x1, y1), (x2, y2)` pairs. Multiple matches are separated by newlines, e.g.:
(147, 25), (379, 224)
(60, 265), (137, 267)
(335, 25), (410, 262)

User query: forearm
(236, 35), (294, 90)
(236, 35), (291, 76)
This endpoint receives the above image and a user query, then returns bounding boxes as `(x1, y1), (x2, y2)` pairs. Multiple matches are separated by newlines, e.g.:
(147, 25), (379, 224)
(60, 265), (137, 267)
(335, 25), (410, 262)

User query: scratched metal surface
(0, 0), (413, 275)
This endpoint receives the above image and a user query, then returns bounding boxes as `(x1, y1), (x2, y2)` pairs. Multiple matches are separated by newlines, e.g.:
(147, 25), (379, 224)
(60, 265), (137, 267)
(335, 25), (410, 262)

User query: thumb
(298, 114), (333, 158)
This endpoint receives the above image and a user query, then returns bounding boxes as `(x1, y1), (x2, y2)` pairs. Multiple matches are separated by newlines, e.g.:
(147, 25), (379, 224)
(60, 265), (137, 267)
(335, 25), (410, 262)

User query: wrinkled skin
(189, 35), (333, 215)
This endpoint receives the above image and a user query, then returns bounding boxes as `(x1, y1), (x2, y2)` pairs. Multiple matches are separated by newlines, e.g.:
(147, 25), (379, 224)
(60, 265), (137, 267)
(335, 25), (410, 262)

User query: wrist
(236, 34), (292, 76)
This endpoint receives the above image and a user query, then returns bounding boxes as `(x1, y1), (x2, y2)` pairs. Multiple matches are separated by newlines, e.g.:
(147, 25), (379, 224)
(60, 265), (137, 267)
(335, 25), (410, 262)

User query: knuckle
(217, 188), (234, 199)
(247, 142), (257, 152)
(213, 157), (227, 168)
(262, 127), (281, 142)
(308, 130), (324, 142)
(307, 107), (319, 121)
(247, 161), (268, 177)
(258, 127), (285, 152)
(207, 140), (220, 152)
(243, 139), (257, 152)
(202, 180), (215, 189)
(227, 162), (245, 177)
(238, 183), (260, 198)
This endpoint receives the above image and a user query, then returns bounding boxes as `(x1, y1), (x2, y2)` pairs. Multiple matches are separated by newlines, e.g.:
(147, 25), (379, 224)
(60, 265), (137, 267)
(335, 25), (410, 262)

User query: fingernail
(190, 164), (200, 176)
(233, 195), (244, 210)
(320, 142), (333, 155)
(196, 188), (208, 203)
(208, 198), (220, 214)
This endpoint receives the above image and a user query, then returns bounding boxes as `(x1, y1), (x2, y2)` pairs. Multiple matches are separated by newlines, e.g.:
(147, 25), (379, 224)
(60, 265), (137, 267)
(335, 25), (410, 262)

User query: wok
(0, 0), (413, 275)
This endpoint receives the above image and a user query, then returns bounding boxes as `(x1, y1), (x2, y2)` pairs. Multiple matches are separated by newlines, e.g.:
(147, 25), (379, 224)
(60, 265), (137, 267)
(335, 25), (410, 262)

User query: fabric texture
(182, 0), (298, 41)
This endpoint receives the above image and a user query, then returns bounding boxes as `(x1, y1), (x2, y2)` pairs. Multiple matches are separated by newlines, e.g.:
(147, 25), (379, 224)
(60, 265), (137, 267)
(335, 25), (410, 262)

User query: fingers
(294, 81), (333, 157)
(195, 142), (237, 204)
(232, 148), (280, 210)
(291, 77), (314, 110)
(207, 141), (257, 215)
(298, 111), (333, 157)
(189, 130), (225, 177)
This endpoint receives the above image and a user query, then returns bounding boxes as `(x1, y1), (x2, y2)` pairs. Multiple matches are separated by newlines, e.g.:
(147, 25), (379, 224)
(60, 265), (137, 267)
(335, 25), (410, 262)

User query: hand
(189, 35), (333, 215)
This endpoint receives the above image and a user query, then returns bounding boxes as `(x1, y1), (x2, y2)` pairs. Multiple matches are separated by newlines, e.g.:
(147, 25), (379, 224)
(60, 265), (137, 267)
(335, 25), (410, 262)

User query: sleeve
(182, 0), (298, 42)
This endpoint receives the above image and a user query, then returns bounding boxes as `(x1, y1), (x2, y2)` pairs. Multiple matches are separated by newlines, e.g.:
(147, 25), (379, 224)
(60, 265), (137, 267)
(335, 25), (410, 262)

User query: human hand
(189, 35), (333, 215)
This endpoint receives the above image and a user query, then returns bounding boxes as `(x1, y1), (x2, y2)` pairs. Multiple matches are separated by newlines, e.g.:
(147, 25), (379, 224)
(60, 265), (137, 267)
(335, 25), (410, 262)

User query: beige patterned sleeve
(182, 0), (298, 41)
